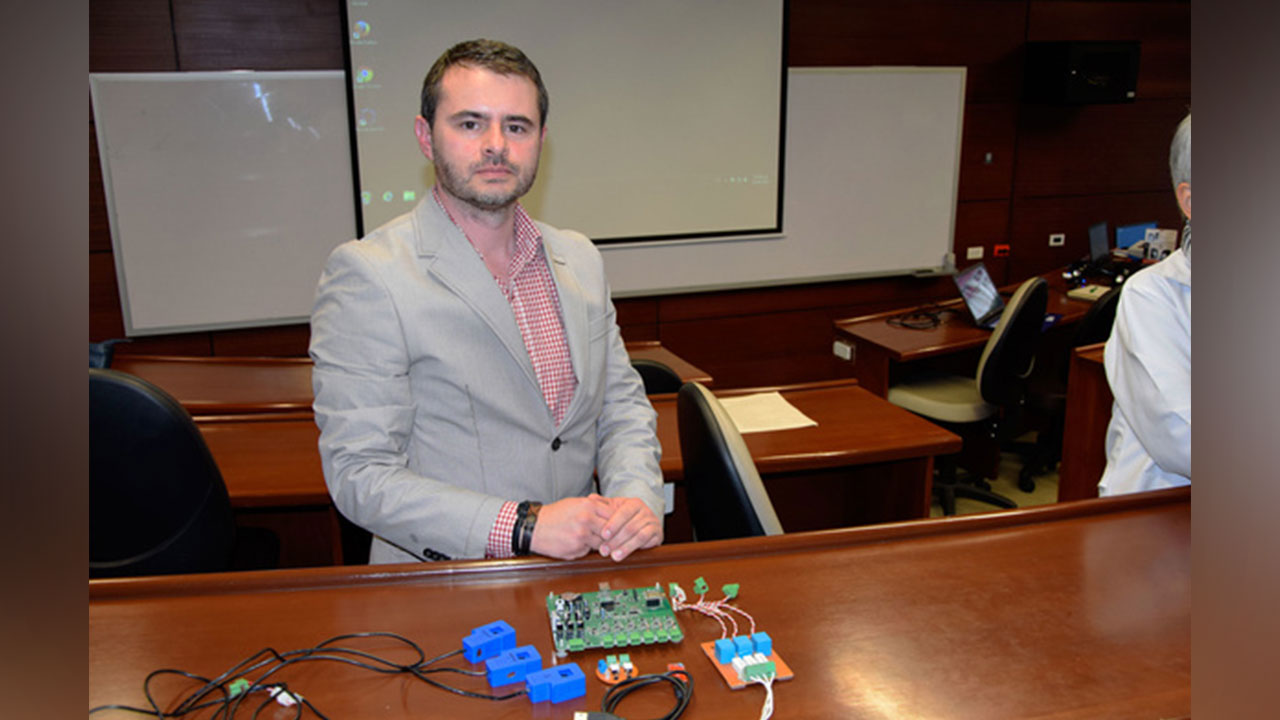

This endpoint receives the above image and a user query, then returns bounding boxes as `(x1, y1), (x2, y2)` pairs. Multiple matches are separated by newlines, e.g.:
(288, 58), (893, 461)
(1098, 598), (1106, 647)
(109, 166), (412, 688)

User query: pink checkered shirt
(432, 188), (578, 558)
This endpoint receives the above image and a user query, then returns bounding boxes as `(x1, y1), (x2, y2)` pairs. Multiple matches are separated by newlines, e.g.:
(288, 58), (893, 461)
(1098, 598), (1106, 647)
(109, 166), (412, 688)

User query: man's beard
(433, 147), (538, 212)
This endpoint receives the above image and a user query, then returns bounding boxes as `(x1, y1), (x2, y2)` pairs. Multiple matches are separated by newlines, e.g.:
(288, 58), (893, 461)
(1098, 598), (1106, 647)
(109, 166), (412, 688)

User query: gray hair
(1169, 113), (1190, 189)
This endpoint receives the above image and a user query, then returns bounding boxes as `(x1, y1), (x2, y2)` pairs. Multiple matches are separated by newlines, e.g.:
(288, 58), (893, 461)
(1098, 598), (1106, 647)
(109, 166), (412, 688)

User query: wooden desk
(197, 380), (959, 555)
(623, 340), (714, 386)
(89, 488), (1190, 719)
(114, 342), (712, 416)
(112, 355), (315, 415)
(653, 380), (960, 537)
(1059, 342), (1112, 501)
(832, 272), (1096, 397)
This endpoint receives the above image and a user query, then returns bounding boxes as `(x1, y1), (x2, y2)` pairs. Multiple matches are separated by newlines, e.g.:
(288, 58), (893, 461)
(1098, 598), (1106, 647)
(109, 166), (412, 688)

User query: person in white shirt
(1098, 113), (1191, 496)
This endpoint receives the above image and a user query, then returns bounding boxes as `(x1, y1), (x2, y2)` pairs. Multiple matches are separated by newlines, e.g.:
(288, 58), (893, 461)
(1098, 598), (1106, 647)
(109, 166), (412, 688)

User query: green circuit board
(546, 583), (684, 655)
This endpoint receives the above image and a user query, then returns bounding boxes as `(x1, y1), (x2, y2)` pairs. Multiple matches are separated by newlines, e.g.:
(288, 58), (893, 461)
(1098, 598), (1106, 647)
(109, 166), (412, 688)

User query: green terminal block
(742, 660), (777, 682)
(693, 577), (709, 595)
(721, 583), (740, 600)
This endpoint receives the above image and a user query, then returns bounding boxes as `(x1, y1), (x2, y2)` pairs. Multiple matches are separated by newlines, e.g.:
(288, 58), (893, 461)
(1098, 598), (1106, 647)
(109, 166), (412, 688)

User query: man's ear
(1175, 182), (1191, 219)
(414, 115), (434, 161)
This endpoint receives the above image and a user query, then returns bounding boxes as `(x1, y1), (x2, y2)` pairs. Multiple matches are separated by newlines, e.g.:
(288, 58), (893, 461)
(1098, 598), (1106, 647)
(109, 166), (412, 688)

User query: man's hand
(529, 495), (613, 560)
(595, 496), (663, 562)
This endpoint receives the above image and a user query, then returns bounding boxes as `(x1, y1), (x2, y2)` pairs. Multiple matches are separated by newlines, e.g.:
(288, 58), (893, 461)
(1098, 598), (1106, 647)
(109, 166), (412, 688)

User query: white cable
(752, 674), (775, 720)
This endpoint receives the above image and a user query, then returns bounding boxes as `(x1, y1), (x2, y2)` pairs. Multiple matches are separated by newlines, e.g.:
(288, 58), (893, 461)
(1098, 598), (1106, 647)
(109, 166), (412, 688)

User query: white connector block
(966, 246), (984, 260)
(832, 340), (853, 362)
(1049, 233), (1066, 247)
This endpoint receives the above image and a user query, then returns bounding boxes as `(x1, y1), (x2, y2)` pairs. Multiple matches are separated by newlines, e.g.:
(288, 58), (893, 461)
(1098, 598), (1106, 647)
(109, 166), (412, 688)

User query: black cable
(89, 632), (525, 718)
(600, 670), (694, 720)
(886, 304), (960, 330)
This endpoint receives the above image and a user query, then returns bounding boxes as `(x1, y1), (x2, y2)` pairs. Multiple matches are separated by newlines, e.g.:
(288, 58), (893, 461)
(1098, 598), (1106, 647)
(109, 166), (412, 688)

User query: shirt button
(551, 437), (562, 451)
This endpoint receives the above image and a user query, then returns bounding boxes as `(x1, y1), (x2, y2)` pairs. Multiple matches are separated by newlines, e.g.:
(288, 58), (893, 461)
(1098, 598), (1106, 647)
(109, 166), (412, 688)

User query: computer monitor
(1088, 221), (1111, 263)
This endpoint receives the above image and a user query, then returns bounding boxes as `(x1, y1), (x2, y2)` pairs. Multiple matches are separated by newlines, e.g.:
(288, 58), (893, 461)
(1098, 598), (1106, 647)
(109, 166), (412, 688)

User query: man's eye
(507, 124), (527, 134)
(460, 120), (479, 130)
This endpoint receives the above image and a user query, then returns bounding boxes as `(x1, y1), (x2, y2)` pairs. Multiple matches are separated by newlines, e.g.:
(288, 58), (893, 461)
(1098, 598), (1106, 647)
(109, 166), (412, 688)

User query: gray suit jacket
(310, 198), (663, 563)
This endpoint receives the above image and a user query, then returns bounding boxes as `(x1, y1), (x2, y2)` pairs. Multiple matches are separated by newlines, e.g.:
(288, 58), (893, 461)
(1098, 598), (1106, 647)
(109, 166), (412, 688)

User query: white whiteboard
(600, 67), (965, 296)
(90, 67), (963, 334)
(90, 71), (356, 336)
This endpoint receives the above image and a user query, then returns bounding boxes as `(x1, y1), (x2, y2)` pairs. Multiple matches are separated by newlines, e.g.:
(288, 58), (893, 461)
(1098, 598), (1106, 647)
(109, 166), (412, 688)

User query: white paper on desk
(718, 392), (818, 434)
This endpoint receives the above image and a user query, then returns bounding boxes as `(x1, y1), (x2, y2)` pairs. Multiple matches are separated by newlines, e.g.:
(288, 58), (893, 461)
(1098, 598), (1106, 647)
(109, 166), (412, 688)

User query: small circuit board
(699, 641), (794, 690)
(546, 583), (684, 655)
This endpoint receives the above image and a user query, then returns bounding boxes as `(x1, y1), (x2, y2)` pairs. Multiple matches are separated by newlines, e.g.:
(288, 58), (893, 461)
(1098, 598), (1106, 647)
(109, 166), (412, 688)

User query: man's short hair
(1169, 113), (1190, 189)
(420, 39), (549, 128)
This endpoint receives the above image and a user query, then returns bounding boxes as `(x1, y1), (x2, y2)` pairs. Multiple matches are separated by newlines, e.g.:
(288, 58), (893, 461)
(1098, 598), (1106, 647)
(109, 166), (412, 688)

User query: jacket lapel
(410, 199), (540, 393)
(544, 232), (590, 423)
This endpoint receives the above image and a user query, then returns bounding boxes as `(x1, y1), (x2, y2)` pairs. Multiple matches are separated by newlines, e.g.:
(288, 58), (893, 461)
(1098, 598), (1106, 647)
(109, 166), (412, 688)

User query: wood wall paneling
(1026, 0), (1191, 99)
(787, 0), (1028, 101)
(89, 0), (178, 73)
(656, 274), (954, 325)
(89, 123), (111, 253)
(954, 199), (1012, 283)
(958, 102), (1017, 202)
(171, 0), (344, 71)
(1014, 98), (1192, 198)
(660, 308), (847, 389)
(211, 324), (313, 357)
(89, 250), (125, 340)
(1008, 190), (1182, 280)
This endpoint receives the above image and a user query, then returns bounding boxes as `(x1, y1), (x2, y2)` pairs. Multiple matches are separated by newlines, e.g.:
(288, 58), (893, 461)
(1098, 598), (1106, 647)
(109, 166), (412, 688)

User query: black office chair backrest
(631, 358), (683, 395)
(676, 382), (783, 541)
(1058, 284), (1122, 385)
(1073, 285), (1122, 348)
(90, 368), (236, 577)
(975, 276), (1049, 407)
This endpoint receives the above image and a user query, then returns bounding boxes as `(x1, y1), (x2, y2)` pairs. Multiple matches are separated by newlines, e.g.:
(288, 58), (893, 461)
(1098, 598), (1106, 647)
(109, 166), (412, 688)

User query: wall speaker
(1024, 41), (1141, 104)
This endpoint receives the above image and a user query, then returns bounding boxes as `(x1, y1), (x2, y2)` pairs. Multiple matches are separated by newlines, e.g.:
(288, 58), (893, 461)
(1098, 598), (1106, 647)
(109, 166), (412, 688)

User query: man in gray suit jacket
(310, 39), (664, 564)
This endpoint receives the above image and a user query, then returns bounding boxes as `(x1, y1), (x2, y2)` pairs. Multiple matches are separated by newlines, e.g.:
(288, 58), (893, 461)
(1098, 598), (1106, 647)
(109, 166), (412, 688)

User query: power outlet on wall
(966, 246), (984, 260)
(1049, 233), (1066, 247)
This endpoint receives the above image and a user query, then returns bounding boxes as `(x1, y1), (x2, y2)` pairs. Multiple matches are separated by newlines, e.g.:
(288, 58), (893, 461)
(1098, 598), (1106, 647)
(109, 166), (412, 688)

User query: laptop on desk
(953, 262), (1005, 330)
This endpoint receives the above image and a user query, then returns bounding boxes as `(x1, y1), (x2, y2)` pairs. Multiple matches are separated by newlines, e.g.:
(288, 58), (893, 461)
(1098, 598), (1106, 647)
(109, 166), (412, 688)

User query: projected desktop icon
(358, 108), (377, 128)
(351, 21), (371, 40)
(355, 67), (375, 84)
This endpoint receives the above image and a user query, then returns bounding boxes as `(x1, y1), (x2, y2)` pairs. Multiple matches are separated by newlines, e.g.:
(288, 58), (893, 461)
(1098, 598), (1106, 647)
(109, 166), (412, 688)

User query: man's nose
(482, 125), (507, 157)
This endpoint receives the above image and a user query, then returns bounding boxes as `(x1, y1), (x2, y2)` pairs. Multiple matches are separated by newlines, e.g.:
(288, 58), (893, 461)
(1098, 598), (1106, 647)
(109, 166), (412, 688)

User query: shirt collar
(431, 185), (544, 274)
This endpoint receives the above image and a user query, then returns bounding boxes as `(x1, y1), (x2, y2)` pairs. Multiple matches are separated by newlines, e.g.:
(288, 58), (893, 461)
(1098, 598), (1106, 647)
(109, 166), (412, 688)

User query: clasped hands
(530, 493), (662, 562)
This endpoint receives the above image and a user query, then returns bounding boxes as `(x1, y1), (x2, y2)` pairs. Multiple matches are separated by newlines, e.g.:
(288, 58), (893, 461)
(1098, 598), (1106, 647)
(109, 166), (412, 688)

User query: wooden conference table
(198, 379), (960, 559)
(832, 271), (1097, 398)
(89, 487), (1190, 719)
(111, 341), (712, 416)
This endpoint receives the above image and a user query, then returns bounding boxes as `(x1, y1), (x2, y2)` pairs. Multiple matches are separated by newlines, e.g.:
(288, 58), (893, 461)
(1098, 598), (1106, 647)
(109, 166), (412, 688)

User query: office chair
(676, 382), (784, 540)
(1016, 284), (1122, 491)
(886, 276), (1049, 515)
(631, 358), (684, 394)
(89, 338), (129, 368)
(90, 368), (277, 577)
